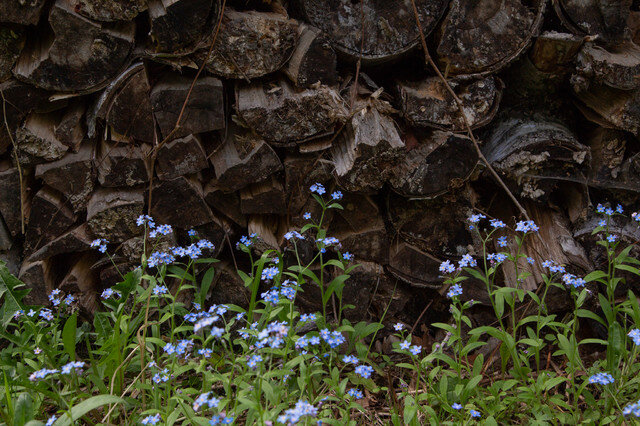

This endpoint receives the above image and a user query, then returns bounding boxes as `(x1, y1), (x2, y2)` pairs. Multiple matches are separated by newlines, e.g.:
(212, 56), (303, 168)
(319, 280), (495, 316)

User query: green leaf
(0, 260), (29, 326)
(614, 264), (640, 276)
(63, 313), (78, 361)
(583, 270), (608, 283)
(13, 392), (35, 425)
(53, 395), (124, 426)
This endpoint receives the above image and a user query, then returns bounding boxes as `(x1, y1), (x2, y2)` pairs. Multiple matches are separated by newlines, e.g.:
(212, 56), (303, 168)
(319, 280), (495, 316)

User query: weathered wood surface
(96, 141), (150, 187)
(553, 0), (631, 43)
(68, 0), (148, 22)
(149, 0), (216, 52)
(284, 24), (337, 88)
(0, 26), (24, 83)
(87, 188), (144, 243)
(0, 0), (47, 26)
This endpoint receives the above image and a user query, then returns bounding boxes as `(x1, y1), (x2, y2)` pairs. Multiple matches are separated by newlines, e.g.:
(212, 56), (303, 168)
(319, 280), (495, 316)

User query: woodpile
(1, 0), (639, 324)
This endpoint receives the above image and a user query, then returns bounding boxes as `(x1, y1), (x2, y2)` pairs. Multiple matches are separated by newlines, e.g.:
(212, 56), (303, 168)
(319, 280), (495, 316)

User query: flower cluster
(295, 334), (321, 351)
(624, 400), (640, 418)
(261, 282), (296, 304)
(149, 224), (172, 239)
(320, 328), (345, 348)
(193, 392), (220, 411)
(29, 368), (58, 381)
(487, 253), (507, 263)
(447, 284), (463, 299)
(439, 260), (456, 274)
(347, 388), (363, 399)
(255, 321), (289, 349)
(354, 364), (374, 379)
(399, 340), (422, 356)
(261, 266), (279, 281)
(163, 340), (193, 358)
(588, 372), (615, 385)
(561, 273), (585, 288)
(236, 233), (256, 249)
(542, 260), (566, 274)
(277, 400), (318, 425)
(147, 251), (175, 268)
(101, 288), (122, 299)
(458, 254), (477, 268)
(309, 183), (325, 195)
(140, 413), (161, 425)
(90, 238), (108, 253)
(628, 328), (640, 346)
(284, 230), (304, 241)
(515, 220), (539, 233)
(61, 361), (85, 375)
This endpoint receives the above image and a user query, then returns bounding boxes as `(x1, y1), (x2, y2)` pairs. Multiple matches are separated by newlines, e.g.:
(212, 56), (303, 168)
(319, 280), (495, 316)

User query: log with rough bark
(30, 224), (93, 261)
(0, 163), (28, 237)
(0, 216), (10, 251)
(529, 31), (584, 74)
(397, 76), (503, 131)
(282, 154), (332, 225)
(389, 130), (479, 198)
(150, 176), (214, 229)
(240, 176), (286, 215)
(204, 182), (247, 227)
(13, 0), (135, 92)
(553, 0), (631, 43)
(34, 142), (96, 212)
(96, 141), (150, 187)
(87, 188), (144, 243)
(573, 84), (640, 135)
(331, 98), (404, 192)
(15, 112), (69, 166)
(329, 193), (388, 264)
(210, 127), (282, 192)
(482, 116), (591, 200)
(68, 0), (148, 22)
(198, 9), (298, 79)
(387, 241), (443, 289)
(24, 187), (76, 253)
(149, 0), (217, 52)
(0, 0), (46, 26)
(0, 79), (49, 154)
(284, 24), (337, 88)
(0, 26), (24, 83)
(574, 41), (640, 91)
(207, 262), (250, 307)
(296, 0), (448, 64)
(436, 0), (545, 76)
(236, 80), (347, 145)
(156, 134), (209, 180)
(19, 258), (55, 305)
(150, 73), (224, 139)
(247, 214), (281, 252)
(59, 252), (101, 314)
(586, 127), (640, 194)
(54, 101), (85, 151)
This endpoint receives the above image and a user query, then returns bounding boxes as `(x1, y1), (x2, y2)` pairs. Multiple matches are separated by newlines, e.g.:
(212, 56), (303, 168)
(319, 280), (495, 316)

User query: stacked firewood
(1, 0), (639, 325)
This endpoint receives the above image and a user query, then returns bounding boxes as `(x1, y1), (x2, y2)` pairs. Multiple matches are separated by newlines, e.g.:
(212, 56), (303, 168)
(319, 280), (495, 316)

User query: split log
(34, 142), (96, 212)
(284, 24), (337, 88)
(0, 216), (11, 251)
(156, 134), (208, 180)
(575, 41), (640, 91)
(68, 0), (148, 21)
(0, 163), (28, 237)
(397, 76), (502, 131)
(149, 176), (214, 229)
(247, 214), (281, 252)
(283, 154), (333, 216)
(31, 224), (93, 261)
(529, 31), (584, 74)
(0, 0), (46, 26)
(192, 215), (232, 258)
(236, 80), (347, 145)
(13, 0), (135, 92)
(105, 66), (154, 143)
(573, 84), (640, 135)
(19, 258), (55, 306)
(482, 116), (591, 200)
(553, 0), (631, 43)
(96, 141), (150, 187)
(329, 193), (388, 264)
(0, 26), (24, 82)
(59, 253), (101, 313)
(54, 102), (85, 151)
(204, 182), (247, 227)
(24, 187), (76, 253)
(331, 99), (404, 192)
(387, 241), (443, 289)
(150, 73), (224, 139)
(207, 262), (250, 307)
(389, 130), (478, 199)
(436, 0), (545, 77)
(15, 112), (69, 166)
(210, 127), (282, 192)
(0, 79), (49, 154)
(586, 127), (640, 193)
(198, 9), (298, 79)
(240, 176), (286, 215)
(297, 0), (448, 64)
(149, 0), (216, 52)
(87, 188), (145, 243)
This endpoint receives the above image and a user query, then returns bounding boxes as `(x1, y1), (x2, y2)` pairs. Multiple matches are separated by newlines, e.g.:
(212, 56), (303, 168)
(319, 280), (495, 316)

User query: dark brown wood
(96, 140), (150, 187)
(105, 67), (154, 143)
(573, 84), (640, 135)
(199, 9), (298, 79)
(191, 214), (232, 258)
(586, 127), (640, 194)
(387, 241), (443, 289)
(87, 188), (145, 243)
(236, 80), (347, 145)
(204, 181), (247, 227)
(397, 76), (502, 131)
(575, 41), (640, 91)
(482, 116), (591, 200)
(208, 262), (250, 307)
(150, 73), (224, 139)
(156, 134), (208, 180)
(59, 252), (101, 313)
(331, 98), (404, 192)
(529, 31), (584, 74)
(0, 216), (11, 251)
(150, 176), (214, 229)
(283, 154), (332, 226)
(24, 187), (76, 253)
(297, 0), (448, 64)
(240, 176), (286, 215)
(15, 112), (69, 166)
(329, 193), (388, 264)
(553, 0), (631, 44)
(389, 130), (479, 199)
(0, 0), (46, 26)
(54, 102), (85, 151)
(0, 163), (28, 237)
(68, 0), (148, 21)
(149, 0), (216, 52)
(13, 0), (135, 92)
(30, 224), (93, 261)
(0, 79), (49, 154)
(19, 258), (55, 306)
(437, 0), (545, 77)
(210, 126), (282, 192)
(0, 26), (24, 83)
(247, 214), (281, 252)
(284, 24), (337, 88)
(34, 142), (96, 212)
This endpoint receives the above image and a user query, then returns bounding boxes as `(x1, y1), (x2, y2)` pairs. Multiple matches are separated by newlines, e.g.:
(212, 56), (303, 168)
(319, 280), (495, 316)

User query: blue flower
(331, 191), (343, 200)
(399, 340), (411, 350)
(409, 345), (421, 356)
(29, 368), (58, 381)
(439, 260), (456, 274)
(310, 183), (326, 195)
(303, 212), (311, 220)
(149, 224), (172, 238)
(497, 236), (508, 247)
(141, 413), (161, 424)
(347, 388), (363, 399)
(515, 220), (539, 233)
(188, 229), (198, 237)
(342, 355), (359, 364)
(147, 251), (175, 268)
(447, 284), (463, 298)
(261, 266), (279, 281)
(452, 403), (462, 410)
(458, 254), (477, 268)
(623, 400), (640, 418)
(633, 212), (640, 222)
(394, 323), (404, 331)
(152, 368), (170, 384)
(193, 392), (220, 411)
(616, 204), (624, 214)
(300, 313), (316, 322)
(628, 329), (640, 346)
(597, 219), (607, 228)
(490, 219), (506, 229)
(136, 215), (155, 228)
(45, 415), (57, 426)
(211, 327), (224, 338)
(470, 409), (481, 418)
(354, 364), (374, 379)
(468, 214), (486, 223)
(487, 253), (507, 263)
(588, 372), (615, 385)
(542, 260), (565, 274)
(343, 252), (353, 261)
(90, 238), (109, 253)
(278, 400), (318, 424)
(526, 257), (535, 265)
(284, 231), (304, 241)
(60, 361), (85, 375)
(198, 348), (213, 358)
(153, 285), (168, 296)
(101, 288), (121, 299)
(39, 309), (53, 321)
(562, 273), (585, 288)
(247, 354), (263, 369)
(607, 234), (618, 243)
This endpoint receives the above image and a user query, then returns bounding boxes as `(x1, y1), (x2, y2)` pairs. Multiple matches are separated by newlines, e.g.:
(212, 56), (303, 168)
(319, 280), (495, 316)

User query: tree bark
(284, 24), (337, 88)
(87, 188), (145, 243)
(68, 0), (148, 21)
(150, 176), (214, 229)
(24, 187), (76, 253)
(96, 140), (150, 187)
(156, 134), (209, 180)
(149, 0), (217, 52)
